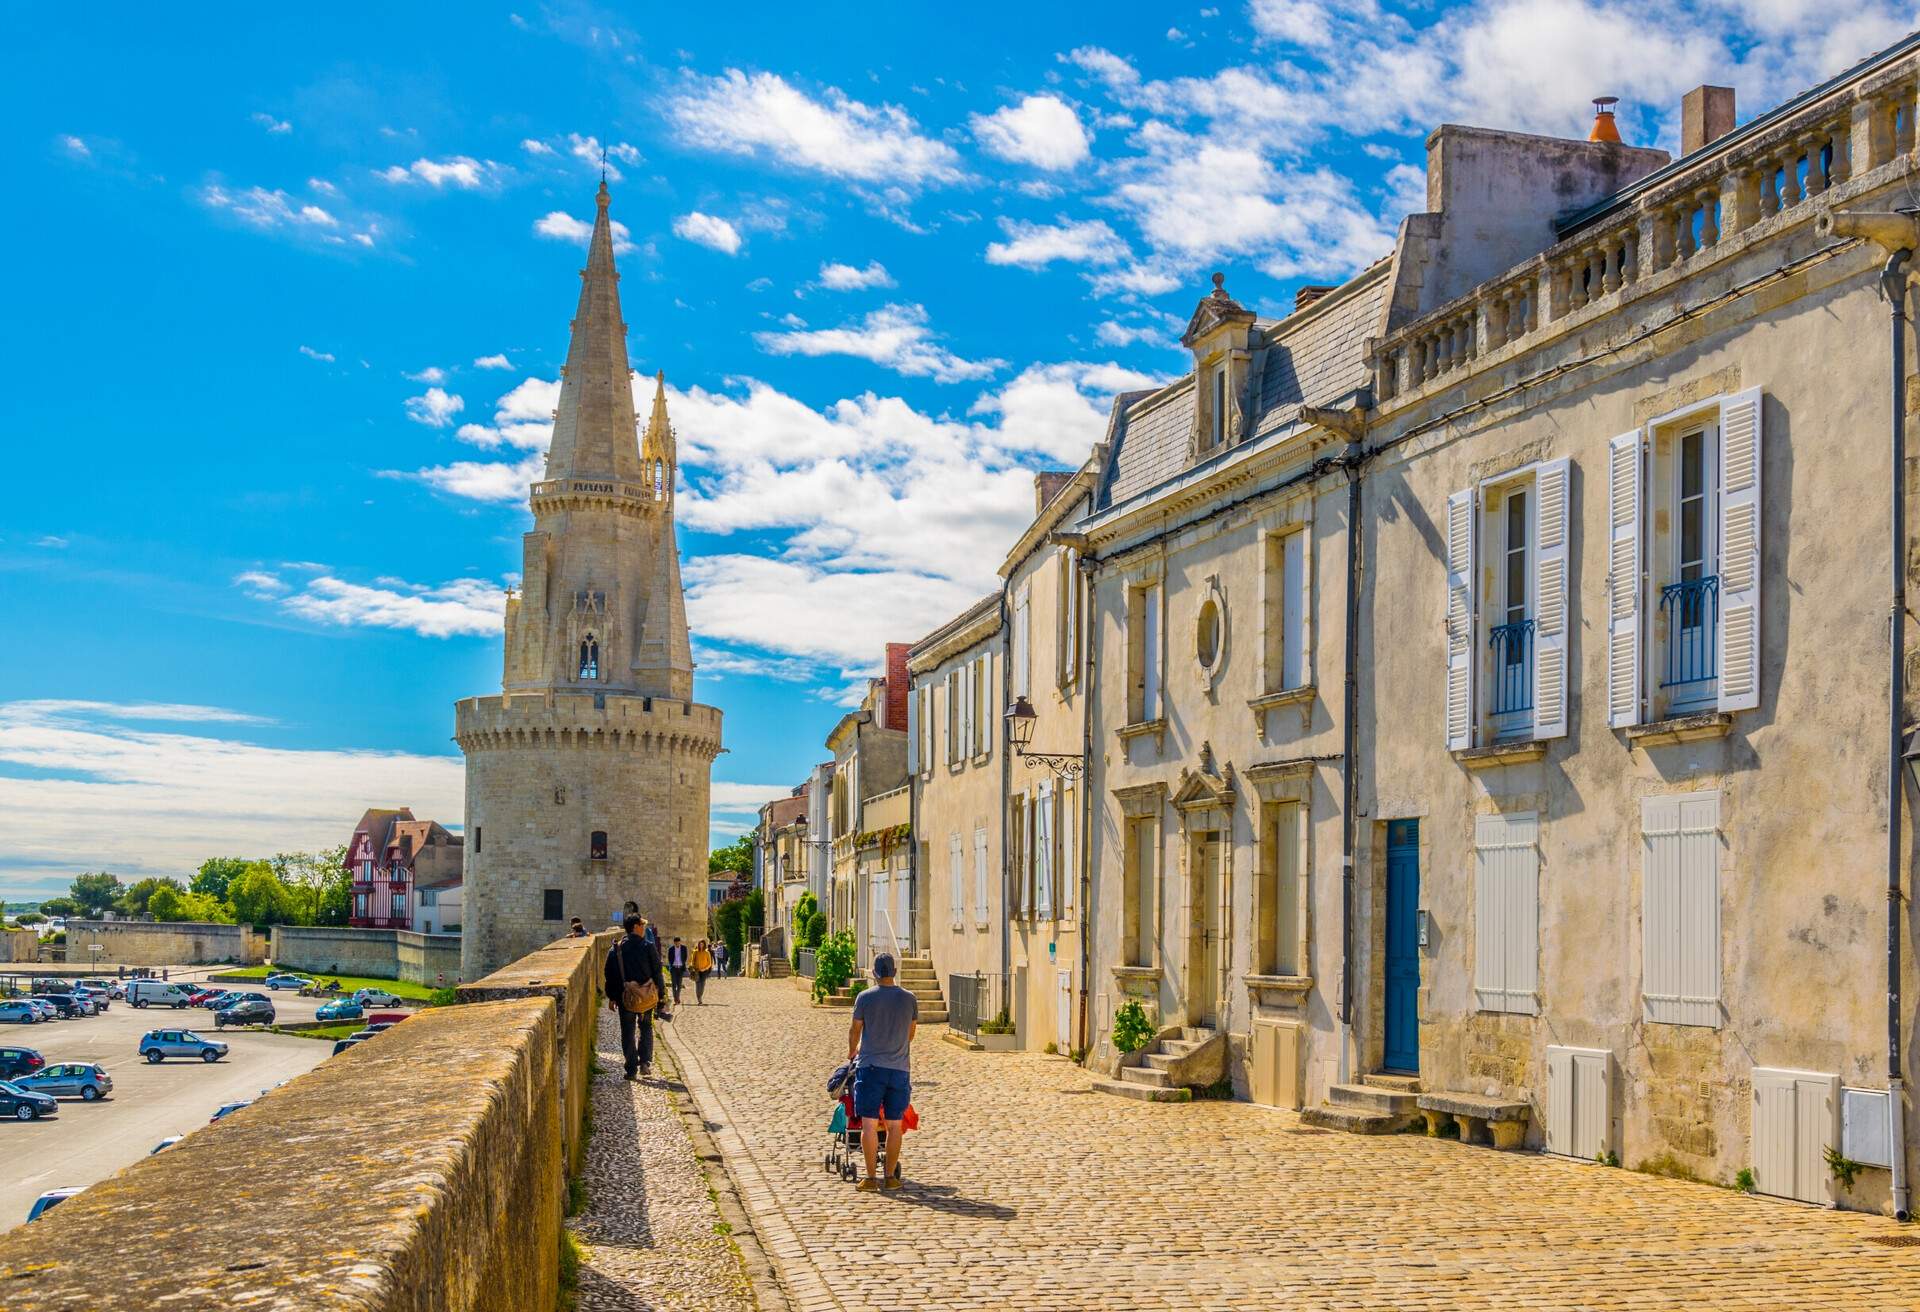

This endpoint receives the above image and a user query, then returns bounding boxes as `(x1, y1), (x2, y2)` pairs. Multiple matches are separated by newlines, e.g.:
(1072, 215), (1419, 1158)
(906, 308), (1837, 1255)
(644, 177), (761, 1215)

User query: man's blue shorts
(852, 1063), (911, 1122)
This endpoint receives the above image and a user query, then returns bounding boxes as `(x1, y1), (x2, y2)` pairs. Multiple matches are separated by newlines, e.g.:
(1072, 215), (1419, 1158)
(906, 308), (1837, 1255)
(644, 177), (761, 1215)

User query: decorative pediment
(1181, 273), (1257, 348)
(1172, 743), (1237, 813)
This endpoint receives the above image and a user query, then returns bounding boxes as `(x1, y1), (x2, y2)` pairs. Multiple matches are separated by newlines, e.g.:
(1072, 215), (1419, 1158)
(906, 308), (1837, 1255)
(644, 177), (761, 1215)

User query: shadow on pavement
(880, 1182), (1017, 1220)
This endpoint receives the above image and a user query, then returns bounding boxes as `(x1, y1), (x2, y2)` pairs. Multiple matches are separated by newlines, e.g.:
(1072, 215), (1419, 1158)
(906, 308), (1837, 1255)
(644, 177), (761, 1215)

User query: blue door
(1383, 820), (1421, 1073)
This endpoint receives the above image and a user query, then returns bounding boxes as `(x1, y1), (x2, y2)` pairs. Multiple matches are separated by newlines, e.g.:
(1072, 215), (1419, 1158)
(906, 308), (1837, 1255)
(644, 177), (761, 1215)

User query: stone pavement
(660, 977), (1920, 1312)
(574, 1008), (757, 1311)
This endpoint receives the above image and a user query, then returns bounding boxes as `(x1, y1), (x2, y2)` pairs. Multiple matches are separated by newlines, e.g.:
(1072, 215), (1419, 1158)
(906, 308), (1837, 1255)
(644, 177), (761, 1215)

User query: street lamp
(1004, 695), (1085, 780)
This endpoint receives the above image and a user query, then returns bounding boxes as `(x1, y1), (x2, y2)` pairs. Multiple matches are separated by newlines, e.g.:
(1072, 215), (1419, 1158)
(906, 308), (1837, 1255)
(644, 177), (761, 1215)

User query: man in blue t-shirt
(847, 952), (917, 1191)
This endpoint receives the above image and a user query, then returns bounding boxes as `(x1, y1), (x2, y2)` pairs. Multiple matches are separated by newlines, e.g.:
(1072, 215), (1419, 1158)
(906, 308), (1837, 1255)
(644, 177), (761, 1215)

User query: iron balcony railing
(1659, 575), (1719, 693)
(1487, 619), (1537, 720)
(947, 973), (982, 1038)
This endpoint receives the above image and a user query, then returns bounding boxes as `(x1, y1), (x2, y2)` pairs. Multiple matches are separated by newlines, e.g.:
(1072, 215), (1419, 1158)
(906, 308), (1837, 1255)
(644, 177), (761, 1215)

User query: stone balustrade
(1376, 58), (1920, 404)
(0, 932), (610, 1310)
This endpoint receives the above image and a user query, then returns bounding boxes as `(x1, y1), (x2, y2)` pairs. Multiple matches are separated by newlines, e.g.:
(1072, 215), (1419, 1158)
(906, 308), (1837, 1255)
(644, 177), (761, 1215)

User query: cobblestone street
(659, 977), (1920, 1312)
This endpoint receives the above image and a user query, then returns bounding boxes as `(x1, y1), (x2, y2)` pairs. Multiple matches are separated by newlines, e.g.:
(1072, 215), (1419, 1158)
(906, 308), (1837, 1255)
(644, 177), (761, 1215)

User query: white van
(127, 980), (192, 1010)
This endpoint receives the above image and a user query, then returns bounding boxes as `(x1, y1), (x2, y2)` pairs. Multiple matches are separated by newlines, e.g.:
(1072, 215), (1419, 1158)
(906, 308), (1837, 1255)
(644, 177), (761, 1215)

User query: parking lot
(0, 969), (335, 1230)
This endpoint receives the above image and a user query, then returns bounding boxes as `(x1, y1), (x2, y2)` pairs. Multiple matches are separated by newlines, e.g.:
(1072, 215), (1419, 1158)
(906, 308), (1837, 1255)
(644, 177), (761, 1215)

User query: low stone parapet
(0, 996), (564, 1310)
(1417, 1090), (1532, 1149)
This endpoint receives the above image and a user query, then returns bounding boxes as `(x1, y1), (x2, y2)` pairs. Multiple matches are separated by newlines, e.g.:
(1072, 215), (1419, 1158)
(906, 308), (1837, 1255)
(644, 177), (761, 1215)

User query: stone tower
(455, 182), (722, 979)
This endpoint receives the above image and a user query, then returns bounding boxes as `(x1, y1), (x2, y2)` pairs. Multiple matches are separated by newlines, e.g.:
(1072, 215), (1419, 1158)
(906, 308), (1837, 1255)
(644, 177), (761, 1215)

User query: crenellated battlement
(454, 691), (722, 759)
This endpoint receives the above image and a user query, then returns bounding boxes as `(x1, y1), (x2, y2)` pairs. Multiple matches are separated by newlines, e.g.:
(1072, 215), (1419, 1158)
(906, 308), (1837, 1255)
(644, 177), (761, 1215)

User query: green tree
(147, 885), (183, 921)
(176, 891), (232, 923)
(37, 897), (78, 919)
(743, 888), (764, 938)
(191, 857), (252, 902)
(271, 846), (347, 927)
(708, 834), (754, 877)
(713, 898), (747, 969)
(116, 876), (184, 919)
(226, 863), (294, 926)
(68, 872), (124, 919)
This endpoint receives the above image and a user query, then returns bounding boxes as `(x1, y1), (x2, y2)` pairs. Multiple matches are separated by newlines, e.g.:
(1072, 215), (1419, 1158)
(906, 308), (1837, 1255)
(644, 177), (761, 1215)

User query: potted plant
(976, 1008), (1019, 1052)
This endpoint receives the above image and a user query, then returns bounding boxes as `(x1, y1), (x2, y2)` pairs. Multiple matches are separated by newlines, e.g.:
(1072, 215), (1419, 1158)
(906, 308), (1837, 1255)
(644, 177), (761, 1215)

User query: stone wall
(271, 925), (463, 984)
(64, 919), (266, 966)
(1, 928), (38, 962)
(0, 931), (608, 1310)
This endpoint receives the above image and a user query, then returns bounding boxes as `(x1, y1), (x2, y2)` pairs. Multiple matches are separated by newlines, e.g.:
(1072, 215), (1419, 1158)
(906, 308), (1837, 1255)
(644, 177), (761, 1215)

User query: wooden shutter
(906, 683), (920, 775)
(973, 827), (989, 926)
(961, 660), (975, 760)
(1282, 529), (1307, 689)
(1547, 1045), (1612, 1159)
(1607, 430), (1645, 727)
(975, 653), (991, 756)
(1473, 811), (1538, 1014)
(1752, 1067), (1838, 1204)
(1641, 791), (1721, 1027)
(1445, 489), (1475, 750)
(948, 832), (964, 928)
(1532, 458), (1570, 739)
(946, 671), (959, 765)
(1059, 780), (1076, 917)
(1717, 389), (1762, 712)
(1035, 781), (1054, 919)
(1142, 583), (1161, 720)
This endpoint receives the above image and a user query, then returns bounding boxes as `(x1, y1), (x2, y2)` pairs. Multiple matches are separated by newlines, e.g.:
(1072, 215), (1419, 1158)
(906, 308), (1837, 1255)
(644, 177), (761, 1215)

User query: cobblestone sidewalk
(662, 977), (1920, 1312)
(572, 1008), (757, 1311)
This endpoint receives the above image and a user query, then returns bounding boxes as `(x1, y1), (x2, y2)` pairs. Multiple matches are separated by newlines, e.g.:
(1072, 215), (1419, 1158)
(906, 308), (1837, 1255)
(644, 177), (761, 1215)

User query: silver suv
(137, 1029), (228, 1063)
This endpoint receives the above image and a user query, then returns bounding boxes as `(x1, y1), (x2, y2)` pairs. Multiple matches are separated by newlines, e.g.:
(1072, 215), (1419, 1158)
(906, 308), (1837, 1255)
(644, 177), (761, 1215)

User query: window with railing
(1488, 481), (1534, 740)
(1658, 423), (1720, 713)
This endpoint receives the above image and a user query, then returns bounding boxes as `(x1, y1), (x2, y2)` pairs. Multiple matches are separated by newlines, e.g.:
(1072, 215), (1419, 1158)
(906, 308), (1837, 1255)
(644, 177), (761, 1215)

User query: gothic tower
(455, 182), (722, 978)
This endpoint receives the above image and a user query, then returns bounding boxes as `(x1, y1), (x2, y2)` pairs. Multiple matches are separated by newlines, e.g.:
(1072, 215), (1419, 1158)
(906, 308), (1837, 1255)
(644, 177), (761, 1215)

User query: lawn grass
(212, 966), (438, 1001)
(272, 1022), (366, 1042)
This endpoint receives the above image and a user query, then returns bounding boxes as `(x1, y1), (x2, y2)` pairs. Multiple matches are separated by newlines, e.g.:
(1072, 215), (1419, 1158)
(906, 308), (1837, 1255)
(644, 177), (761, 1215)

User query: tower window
(542, 889), (564, 921)
(579, 634), (600, 680)
(473, 826), (481, 854)
(590, 830), (609, 860)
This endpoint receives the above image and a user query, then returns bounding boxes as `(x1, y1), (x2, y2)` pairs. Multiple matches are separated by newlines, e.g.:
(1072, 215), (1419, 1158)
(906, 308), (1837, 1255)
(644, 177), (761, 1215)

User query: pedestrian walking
(604, 913), (669, 1080)
(567, 917), (588, 939)
(667, 936), (689, 1004)
(714, 940), (730, 978)
(691, 938), (714, 1004)
(643, 918), (660, 951)
(847, 952), (917, 1191)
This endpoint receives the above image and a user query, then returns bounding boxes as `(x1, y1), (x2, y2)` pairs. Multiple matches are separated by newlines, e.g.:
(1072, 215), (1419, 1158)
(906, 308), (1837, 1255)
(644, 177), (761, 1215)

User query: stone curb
(660, 1021), (842, 1312)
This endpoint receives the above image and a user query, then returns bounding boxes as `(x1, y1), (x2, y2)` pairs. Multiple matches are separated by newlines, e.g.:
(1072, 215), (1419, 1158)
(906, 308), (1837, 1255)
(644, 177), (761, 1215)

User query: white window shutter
(1445, 489), (1475, 750)
(1473, 815), (1503, 1009)
(1717, 388), (1762, 712)
(973, 827), (989, 926)
(1142, 584), (1161, 720)
(1474, 811), (1538, 1014)
(1060, 781), (1076, 917)
(906, 684), (920, 775)
(1282, 530), (1307, 690)
(962, 660), (976, 759)
(1035, 781), (1054, 919)
(946, 671), (958, 765)
(1505, 812), (1539, 1015)
(949, 832), (964, 928)
(976, 653), (991, 756)
(1532, 458), (1570, 740)
(1642, 791), (1721, 1027)
(1545, 1046), (1574, 1155)
(1607, 430), (1645, 727)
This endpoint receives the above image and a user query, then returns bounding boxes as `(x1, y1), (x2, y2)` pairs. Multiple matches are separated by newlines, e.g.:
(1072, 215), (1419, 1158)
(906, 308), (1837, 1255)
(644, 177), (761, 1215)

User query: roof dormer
(1181, 272), (1259, 461)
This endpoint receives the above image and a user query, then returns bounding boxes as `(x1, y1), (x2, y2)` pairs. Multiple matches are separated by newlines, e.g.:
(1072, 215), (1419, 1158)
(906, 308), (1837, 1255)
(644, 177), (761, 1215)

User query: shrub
(810, 930), (857, 1004)
(426, 987), (458, 1008)
(977, 1008), (1014, 1035)
(1733, 1166), (1757, 1194)
(1111, 1000), (1155, 1054)
(803, 909), (827, 949)
(847, 978), (868, 1001)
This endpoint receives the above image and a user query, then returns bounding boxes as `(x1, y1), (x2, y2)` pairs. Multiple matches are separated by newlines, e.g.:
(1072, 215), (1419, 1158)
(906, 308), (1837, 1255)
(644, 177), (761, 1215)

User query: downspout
(1823, 209), (1915, 1221)
(999, 582), (1014, 1024)
(1078, 550), (1100, 1059)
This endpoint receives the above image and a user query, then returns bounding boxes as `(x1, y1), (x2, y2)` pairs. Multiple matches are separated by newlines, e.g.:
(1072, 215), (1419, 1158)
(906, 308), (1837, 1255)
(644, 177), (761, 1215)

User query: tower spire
(543, 182), (642, 484)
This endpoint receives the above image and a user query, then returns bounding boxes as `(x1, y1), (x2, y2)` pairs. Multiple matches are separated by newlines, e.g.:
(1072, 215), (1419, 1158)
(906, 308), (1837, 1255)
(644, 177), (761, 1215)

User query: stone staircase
(1300, 1073), (1421, 1134)
(817, 954), (947, 1024)
(761, 954), (792, 979)
(1091, 1028), (1224, 1103)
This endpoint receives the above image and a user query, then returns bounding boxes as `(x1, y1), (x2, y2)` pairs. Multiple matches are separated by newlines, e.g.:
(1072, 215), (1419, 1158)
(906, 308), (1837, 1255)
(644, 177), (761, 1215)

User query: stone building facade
(825, 646), (911, 961)
(455, 182), (721, 978)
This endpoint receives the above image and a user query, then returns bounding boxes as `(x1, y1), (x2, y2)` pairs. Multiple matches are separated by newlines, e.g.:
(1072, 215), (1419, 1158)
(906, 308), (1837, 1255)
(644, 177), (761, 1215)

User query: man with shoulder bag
(605, 913), (671, 1079)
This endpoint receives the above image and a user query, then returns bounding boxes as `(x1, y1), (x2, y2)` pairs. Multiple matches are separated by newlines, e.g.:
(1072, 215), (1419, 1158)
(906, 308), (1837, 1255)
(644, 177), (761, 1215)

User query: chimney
(1294, 284), (1336, 312)
(1588, 96), (1622, 144)
(1682, 85), (1736, 155)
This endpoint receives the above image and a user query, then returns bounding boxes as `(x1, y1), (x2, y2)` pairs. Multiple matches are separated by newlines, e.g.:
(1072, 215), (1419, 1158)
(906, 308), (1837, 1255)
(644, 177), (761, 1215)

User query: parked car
(14, 1063), (112, 1101)
(363, 1011), (409, 1027)
(330, 1037), (368, 1056)
(20, 999), (58, 1022)
(0, 1001), (41, 1025)
(314, 999), (364, 1022)
(149, 1136), (182, 1155)
(26, 1187), (82, 1221)
(29, 995), (81, 1019)
(197, 991), (242, 1010)
(264, 973), (313, 991)
(77, 978), (122, 1000)
(0, 1080), (58, 1121)
(213, 999), (274, 1028)
(357, 1021), (398, 1035)
(210, 1098), (253, 1123)
(0, 1047), (45, 1079)
(127, 980), (193, 1009)
(138, 1029), (227, 1063)
(352, 988), (403, 1008)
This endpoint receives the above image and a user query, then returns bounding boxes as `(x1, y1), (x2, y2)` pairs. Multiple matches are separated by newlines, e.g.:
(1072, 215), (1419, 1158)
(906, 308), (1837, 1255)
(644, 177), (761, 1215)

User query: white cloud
(380, 156), (493, 189)
(692, 644), (819, 682)
(969, 361), (1163, 463)
(58, 134), (90, 158)
(451, 376), (560, 451)
(566, 134), (641, 181)
(673, 211), (744, 254)
(709, 781), (800, 813)
(985, 217), (1130, 270)
(298, 345), (335, 362)
(406, 366), (448, 384)
(0, 700), (462, 895)
(404, 386), (465, 428)
(413, 450), (547, 503)
(474, 353), (513, 370)
(970, 94), (1092, 170)
(754, 303), (1003, 383)
(235, 570), (287, 596)
(1093, 313), (1182, 348)
(522, 138), (556, 157)
(816, 260), (895, 291)
(668, 69), (964, 189)
(267, 572), (506, 638)
(533, 210), (634, 253)
(251, 112), (292, 134)
(34, 536), (70, 549)
(200, 183), (377, 249)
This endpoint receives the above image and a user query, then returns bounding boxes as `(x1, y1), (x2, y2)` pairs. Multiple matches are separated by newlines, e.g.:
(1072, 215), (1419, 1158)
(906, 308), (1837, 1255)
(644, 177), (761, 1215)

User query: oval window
(1197, 598), (1222, 670)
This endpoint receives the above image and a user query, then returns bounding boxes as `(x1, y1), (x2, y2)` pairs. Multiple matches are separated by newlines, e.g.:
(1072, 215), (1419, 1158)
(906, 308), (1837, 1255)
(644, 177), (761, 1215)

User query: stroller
(823, 1062), (915, 1183)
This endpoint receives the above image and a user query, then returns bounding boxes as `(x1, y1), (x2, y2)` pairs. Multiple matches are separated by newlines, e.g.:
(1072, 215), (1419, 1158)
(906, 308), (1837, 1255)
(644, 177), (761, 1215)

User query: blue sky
(1, 1), (1906, 900)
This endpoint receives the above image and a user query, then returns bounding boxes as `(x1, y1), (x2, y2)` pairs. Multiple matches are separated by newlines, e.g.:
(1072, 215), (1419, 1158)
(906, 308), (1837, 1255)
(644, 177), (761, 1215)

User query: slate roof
(1094, 262), (1387, 514)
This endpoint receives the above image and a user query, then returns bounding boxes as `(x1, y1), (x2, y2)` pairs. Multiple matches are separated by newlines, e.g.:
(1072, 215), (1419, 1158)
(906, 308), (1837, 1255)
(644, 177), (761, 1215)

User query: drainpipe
(1822, 208), (1915, 1221)
(999, 582), (1014, 1025)
(1078, 550), (1100, 1058)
